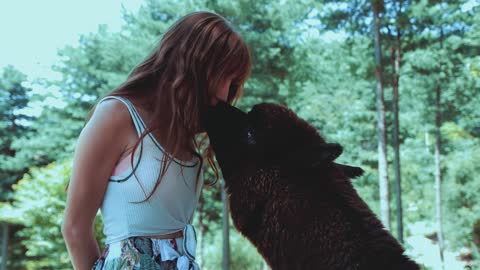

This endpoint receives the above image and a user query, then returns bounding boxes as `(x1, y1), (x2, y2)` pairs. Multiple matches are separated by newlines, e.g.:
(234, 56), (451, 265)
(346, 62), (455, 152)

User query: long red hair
(87, 11), (252, 202)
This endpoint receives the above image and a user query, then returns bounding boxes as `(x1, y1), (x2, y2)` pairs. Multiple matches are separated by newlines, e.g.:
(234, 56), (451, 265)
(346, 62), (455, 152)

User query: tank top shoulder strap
(98, 96), (146, 137)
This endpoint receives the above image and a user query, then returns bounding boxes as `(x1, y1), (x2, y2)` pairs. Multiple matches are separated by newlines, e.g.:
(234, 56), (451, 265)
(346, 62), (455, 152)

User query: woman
(61, 11), (252, 270)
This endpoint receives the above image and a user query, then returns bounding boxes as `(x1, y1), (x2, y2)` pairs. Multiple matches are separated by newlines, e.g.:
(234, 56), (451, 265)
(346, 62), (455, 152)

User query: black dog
(204, 101), (420, 270)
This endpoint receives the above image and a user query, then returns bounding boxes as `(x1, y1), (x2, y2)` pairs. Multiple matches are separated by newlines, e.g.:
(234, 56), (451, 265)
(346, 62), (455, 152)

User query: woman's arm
(61, 99), (132, 270)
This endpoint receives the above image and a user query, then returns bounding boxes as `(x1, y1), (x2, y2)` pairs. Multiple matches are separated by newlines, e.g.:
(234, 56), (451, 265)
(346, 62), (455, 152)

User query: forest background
(0, 0), (479, 269)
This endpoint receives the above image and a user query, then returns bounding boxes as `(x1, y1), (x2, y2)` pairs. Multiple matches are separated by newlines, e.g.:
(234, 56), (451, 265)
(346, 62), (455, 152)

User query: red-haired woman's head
(92, 11), (252, 199)
(114, 11), (252, 129)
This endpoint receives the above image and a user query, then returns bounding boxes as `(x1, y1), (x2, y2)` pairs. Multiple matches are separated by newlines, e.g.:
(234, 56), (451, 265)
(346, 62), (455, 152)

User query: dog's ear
(333, 163), (364, 179)
(312, 143), (343, 165)
(286, 143), (343, 168)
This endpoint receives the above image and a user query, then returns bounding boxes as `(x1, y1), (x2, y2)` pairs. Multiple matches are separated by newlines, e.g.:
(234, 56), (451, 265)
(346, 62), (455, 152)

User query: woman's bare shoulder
(92, 98), (133, 129)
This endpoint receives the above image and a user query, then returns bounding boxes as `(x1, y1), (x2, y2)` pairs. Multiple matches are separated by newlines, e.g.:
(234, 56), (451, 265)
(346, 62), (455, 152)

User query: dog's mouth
(205, 101), (256, 142)
(204, 102), (260, 178)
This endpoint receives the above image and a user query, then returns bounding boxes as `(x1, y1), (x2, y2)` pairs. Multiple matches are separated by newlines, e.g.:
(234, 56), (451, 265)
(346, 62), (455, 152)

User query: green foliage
(444, 140), (480, 249)
(1, 0), (479, 268)
(0, 66), (33, 201)
(0, 159), (104, 269)
(199, 226), (266, 270)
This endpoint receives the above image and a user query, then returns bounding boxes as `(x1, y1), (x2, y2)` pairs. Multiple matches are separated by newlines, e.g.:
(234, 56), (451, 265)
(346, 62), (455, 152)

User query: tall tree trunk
(1, 223), (8, 270)
(221, 179), (231, 270)
(373, 0), (391, 230)
(391, 1), (404, 243)
(434, 27), (445, 269)
(434, 84), (445, 270)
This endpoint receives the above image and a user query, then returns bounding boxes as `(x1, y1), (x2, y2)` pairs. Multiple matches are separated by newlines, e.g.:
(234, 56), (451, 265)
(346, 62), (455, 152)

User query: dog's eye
(246, 127), (256, 145)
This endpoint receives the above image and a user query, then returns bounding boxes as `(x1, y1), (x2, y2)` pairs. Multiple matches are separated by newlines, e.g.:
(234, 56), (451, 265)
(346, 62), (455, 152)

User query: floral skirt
(92, 225), (199, 270)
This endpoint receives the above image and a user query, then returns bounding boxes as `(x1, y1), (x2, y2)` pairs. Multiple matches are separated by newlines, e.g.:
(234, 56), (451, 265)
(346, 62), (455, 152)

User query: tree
(0, 66), (34, 270)
(0, 66), (34, 201)
(0, 159), (105, 269)
(385, 0), (408, 244)
(369, 0), (391, 230)
(221, 179), (231, 270)
(3, 0), (480, 268)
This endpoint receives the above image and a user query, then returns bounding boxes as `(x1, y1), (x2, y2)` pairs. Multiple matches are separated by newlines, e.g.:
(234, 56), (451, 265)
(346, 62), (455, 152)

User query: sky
(0, 0), (144, 81)
(0, 0), (478, 92)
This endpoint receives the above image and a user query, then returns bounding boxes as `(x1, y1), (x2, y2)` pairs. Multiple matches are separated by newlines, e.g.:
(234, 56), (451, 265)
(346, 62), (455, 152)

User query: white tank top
(97, 96), (203, 244)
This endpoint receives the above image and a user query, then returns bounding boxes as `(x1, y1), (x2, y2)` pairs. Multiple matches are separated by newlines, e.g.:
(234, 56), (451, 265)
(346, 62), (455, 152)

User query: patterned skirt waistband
(92, 225), (199, 270)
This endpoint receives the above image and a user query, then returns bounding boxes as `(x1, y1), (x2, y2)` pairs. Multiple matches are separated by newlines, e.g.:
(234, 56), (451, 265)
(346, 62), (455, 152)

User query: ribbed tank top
(97, 96), (204, 244)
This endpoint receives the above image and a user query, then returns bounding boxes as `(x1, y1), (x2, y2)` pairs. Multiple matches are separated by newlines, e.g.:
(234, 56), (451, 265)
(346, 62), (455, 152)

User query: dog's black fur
(204, 101), (420, 270)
